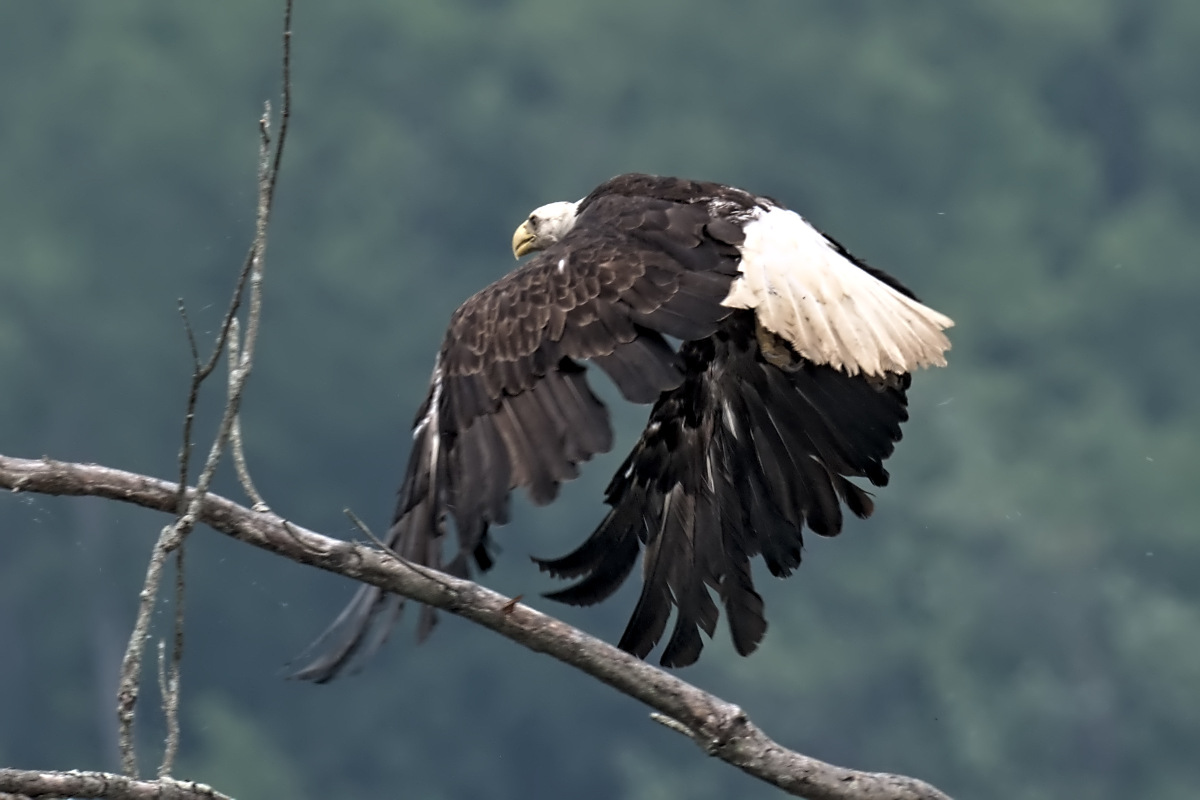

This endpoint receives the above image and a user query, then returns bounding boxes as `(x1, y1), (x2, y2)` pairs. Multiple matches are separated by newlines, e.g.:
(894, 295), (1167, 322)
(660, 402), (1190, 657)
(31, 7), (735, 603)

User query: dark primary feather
(536, 311), (911, 667)
(292, 187), (744, 682)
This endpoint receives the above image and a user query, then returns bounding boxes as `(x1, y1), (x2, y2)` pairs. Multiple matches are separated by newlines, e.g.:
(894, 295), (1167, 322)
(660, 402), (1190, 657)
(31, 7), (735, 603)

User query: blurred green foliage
(1, 1), (1197, 798)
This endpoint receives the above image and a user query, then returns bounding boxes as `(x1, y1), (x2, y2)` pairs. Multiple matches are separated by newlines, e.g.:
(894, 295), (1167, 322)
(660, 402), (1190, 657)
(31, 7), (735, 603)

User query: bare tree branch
(116, 80), (287, 785)
(0, 455), (952, 800)
(0, 769), (233, 800)
(113, 1), (295, 777)
(115, 521), (177, 776)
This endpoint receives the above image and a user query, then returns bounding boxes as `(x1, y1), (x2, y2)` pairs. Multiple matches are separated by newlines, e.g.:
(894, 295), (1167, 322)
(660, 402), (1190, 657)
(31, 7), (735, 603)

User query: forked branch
(0, 455), (952, 800)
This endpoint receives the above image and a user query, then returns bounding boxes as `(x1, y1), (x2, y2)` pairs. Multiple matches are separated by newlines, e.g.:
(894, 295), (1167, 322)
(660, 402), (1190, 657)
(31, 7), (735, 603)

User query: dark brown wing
(535, 311), (911, 667)
(291, 196), (743, 682)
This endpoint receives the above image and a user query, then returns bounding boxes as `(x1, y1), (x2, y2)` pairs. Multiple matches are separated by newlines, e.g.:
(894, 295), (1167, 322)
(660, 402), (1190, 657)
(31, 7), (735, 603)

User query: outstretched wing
(292, 196), (744, 682)
(536, 311), (911, 667)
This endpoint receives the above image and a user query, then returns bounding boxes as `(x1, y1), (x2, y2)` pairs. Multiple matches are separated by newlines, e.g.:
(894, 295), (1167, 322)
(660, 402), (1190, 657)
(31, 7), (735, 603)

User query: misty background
(0, 2), (1196, 798)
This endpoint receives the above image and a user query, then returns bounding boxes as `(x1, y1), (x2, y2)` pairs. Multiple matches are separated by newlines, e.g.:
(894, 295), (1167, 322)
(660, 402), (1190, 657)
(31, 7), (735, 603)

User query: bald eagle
(295, 173), (952, 680)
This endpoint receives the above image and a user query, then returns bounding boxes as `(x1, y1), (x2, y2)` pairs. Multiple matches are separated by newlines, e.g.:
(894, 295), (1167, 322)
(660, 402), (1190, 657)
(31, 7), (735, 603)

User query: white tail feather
(722, 207), (954, 376)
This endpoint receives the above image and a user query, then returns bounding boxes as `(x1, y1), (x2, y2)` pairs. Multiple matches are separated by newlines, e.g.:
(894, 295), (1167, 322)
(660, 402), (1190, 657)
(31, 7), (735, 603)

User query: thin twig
(650, 712), (701, 741)
(269, 0), (293, 208)
(343, 508), (394, 553)
(340, 508), (459, 593)
(227, 321), (268, 510)
(174, 0), (290, 497)
(231, 415), (267, 510)
(340, 509), (460, 603)
(158, 545), (185, 777)
(156, 640), (168, 716)
(175, 300), (202, 504)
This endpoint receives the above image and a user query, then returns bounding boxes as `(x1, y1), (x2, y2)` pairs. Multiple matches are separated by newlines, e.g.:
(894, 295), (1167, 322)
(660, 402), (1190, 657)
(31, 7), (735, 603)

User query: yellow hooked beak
(511, 220), (536, 259)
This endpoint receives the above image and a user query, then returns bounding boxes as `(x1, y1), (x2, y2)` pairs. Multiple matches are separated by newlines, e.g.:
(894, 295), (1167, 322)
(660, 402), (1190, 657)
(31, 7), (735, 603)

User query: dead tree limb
(0, 454), (952, 800)
(0, 769), (232, 800)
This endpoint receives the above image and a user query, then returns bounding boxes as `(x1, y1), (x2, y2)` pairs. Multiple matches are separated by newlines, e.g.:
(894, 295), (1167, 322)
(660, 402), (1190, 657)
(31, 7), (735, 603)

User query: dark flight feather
(535, 312), (911, 666)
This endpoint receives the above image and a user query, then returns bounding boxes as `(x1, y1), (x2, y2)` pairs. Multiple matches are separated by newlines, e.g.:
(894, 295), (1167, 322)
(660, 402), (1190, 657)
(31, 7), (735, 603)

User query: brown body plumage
(294, 174), (952, 680)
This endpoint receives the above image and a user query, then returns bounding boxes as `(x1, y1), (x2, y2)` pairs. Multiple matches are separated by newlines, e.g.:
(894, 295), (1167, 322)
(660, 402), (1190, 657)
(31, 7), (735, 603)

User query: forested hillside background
(1, 2), (1197, 798)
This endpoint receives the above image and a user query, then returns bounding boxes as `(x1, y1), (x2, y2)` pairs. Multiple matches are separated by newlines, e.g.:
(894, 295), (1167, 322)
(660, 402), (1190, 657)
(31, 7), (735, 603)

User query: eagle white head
(511, 200), (579, 258)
